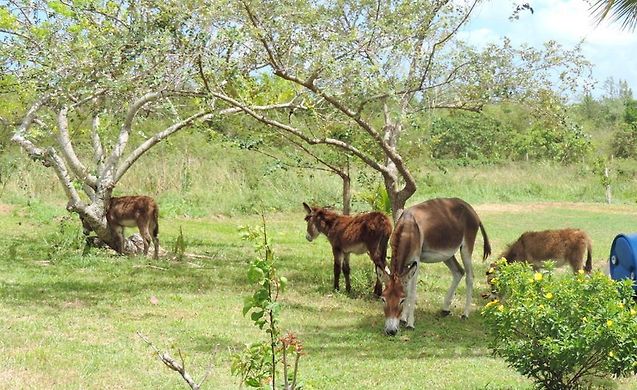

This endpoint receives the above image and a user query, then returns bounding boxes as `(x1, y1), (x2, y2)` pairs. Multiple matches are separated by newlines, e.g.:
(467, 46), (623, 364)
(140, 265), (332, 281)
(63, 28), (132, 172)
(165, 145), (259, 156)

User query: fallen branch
(137, 331), (213, 390)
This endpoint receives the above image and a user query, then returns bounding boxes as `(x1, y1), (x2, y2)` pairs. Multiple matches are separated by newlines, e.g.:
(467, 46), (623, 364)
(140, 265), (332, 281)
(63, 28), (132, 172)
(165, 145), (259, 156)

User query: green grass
(2, 201), (637, 389)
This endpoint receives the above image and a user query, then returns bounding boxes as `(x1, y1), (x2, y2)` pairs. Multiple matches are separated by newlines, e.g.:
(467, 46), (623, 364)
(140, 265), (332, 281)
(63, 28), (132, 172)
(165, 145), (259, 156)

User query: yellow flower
(609, 351), (615, 357)
(497, 305), (504, 312)
(631, 308), (637, 316)
(488, 267), (495, 274)
(607, 319), (614, 327)
(528, 278), (534, 283)
(544, 292), (554, 299)
(485, 300), (499, 308)
(582, 316), (588, 322)
(534, 272), (543, 282)
(578, 269), (585, 275)
(618, 302), (625, 309)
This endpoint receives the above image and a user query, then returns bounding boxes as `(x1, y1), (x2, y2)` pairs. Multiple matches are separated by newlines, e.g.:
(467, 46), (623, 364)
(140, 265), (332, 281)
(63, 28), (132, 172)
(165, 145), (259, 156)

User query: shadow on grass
(301, 311), (491, 361)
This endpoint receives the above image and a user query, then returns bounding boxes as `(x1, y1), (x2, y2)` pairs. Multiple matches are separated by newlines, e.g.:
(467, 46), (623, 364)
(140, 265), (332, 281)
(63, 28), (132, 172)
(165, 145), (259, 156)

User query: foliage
(357, 183), (392, 214)
(425, 112), (516, 164)
(172, 226), (187, 261)
(43, 215), (86, 260)
(482, 260), (637, 389)
(232, 216), (301, 390)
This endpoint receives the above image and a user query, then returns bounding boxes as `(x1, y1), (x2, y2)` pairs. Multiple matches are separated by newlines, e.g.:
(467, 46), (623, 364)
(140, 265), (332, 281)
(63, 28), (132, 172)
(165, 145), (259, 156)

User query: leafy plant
(172, 226), (187, 261)
(357, 183), (391, 214)
(232, 215), (302, 390)
(482, 260), (637, 389)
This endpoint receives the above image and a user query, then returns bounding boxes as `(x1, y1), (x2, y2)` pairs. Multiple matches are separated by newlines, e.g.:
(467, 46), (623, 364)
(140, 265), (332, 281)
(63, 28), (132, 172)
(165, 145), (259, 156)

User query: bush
(482, 261), (637, 389)
(612, 123), (637, 158)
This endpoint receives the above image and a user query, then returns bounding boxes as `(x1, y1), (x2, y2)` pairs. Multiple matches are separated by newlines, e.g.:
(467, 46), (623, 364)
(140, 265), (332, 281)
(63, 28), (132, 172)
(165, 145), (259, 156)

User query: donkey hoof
(460, 314), (468, 320)
(405, 324), (415, 330)
(440, 310), (452, 317)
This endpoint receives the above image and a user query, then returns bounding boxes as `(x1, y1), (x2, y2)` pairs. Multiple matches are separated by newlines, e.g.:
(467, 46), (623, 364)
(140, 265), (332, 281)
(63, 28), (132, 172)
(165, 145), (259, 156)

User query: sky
(459, 0), (637, 98)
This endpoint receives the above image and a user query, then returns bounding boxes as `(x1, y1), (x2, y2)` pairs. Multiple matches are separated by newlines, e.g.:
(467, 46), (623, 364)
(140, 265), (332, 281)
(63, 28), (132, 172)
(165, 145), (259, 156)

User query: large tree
(201, 0), (590, 219)
(2, 0), (294, 253)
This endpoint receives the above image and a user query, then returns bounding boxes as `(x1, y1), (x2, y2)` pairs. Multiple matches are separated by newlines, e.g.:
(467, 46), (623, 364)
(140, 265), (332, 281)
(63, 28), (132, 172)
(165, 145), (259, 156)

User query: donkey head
(376, 262), (418, 336)
(499, 241), (521, 262)
(303, 202), (322, 242)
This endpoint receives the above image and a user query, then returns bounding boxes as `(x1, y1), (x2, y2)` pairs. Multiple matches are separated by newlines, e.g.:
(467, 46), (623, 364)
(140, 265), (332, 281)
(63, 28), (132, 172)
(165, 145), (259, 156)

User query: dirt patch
(0, 204), (14, 215)
(475, 202), (637, 215)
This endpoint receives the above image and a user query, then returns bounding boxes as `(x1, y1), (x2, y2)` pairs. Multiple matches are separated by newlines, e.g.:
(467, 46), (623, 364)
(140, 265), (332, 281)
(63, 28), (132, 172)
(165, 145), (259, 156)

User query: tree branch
(115, 111), (213, 182)
(209, 91), (390, 175)
(11, 95), (51, 164)
(56, 106), (98, 187)
(137, 332), (208, 390)
(91, 112), (105, 176)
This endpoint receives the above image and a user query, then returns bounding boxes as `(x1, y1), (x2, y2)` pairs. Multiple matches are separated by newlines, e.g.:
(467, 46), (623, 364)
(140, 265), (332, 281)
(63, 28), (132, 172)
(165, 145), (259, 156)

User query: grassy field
(2, 199), (637, 389)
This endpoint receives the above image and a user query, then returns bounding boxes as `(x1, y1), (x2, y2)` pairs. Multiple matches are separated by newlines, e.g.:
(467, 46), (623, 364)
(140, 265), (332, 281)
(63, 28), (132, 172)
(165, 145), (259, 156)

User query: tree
(2, 0), (295, 253)
(591, 0), (637, 31)
(201, 0), (591, 219)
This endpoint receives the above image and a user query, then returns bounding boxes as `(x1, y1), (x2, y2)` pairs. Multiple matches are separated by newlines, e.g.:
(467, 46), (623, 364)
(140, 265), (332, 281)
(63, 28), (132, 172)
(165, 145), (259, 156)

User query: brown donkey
(376, 198), (491, 336)
(499, 228), (592, 272)
(303, 202), (392, 296)
(82, 196), (160, 259)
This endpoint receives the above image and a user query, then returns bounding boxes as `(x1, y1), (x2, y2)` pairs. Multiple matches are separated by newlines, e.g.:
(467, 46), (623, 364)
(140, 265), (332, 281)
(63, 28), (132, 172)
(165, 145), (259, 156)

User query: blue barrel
(609, 233), (637, 293)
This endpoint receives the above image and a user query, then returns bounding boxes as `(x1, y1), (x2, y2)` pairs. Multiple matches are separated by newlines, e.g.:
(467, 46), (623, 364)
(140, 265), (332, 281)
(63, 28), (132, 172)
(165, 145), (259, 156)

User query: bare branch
(115, 111), (213, 182)
(137, 332), (205, 390)
(45, 147), (85, 208)
(91, 112), (105, 174)
(210, 91), (390, 175)
(56, 106), (98, 187)
(11, 95), (51, 163)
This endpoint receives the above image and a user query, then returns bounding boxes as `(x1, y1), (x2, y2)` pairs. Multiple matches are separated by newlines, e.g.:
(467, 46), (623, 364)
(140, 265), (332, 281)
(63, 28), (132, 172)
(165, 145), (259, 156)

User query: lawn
(1, 201), (637, 389)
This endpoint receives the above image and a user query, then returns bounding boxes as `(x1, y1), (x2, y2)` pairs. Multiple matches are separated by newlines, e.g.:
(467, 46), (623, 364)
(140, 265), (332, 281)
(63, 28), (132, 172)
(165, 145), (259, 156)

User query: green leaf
(247, 265), (265, 283)
(0, 7), (18, 29)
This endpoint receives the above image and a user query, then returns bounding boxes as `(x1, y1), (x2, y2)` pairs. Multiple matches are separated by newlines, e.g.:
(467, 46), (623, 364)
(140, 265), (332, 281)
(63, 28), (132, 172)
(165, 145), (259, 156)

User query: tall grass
(3, 128), (637, 216)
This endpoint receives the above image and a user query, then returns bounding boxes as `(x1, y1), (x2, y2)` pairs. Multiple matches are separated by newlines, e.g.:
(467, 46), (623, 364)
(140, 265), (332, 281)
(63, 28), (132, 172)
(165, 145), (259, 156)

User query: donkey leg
(442, 256), (465, 315)
(459, 246), (474, 319)
(139, 224), (151, 256)
(404, 263), (420, 328)
(342, 253), (352, 293)
(332, 249), (343, 291)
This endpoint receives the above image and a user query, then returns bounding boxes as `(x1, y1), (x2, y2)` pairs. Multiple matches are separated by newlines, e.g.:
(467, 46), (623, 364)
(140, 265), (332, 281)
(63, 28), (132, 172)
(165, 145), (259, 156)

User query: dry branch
(137, 332), (213, 390)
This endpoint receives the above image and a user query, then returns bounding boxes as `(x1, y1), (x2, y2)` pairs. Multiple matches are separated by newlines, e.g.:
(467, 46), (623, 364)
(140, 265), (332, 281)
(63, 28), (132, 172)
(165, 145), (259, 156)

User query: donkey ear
(400, 261), (418, 284)
(303, 202), (312, 214)
(375, 265), (390, 285)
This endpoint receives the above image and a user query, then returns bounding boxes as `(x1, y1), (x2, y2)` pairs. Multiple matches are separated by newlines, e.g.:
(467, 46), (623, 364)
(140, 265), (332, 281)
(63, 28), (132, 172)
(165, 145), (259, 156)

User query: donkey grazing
(376, 197), (491, 336)
(81, 195), (160, 259)
(492, 228), (592, 275)
(303, 202), (392, 296)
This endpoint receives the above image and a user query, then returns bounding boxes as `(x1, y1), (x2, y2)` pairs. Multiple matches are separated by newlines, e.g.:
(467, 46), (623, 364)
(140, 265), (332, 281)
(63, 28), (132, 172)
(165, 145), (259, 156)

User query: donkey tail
(585, 238), (592, 273)
(153, 206), (159, 238)
(479, 222), (492, 261)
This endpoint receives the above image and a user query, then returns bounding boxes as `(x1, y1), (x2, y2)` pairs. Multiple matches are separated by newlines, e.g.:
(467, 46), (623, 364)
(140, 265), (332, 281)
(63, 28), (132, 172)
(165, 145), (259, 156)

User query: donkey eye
(399, 298), (406, 305)
(380, 296), (386, 303)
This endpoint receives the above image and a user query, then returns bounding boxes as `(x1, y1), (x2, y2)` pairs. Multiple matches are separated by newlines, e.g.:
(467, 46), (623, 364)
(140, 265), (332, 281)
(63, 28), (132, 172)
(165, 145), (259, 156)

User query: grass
(2, 200), (637, 389)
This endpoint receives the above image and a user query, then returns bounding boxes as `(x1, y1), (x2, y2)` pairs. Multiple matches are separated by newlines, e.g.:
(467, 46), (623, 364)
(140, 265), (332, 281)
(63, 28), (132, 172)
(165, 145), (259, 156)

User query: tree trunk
(69, 198), (147, 256)
(341, 173), (351, 216)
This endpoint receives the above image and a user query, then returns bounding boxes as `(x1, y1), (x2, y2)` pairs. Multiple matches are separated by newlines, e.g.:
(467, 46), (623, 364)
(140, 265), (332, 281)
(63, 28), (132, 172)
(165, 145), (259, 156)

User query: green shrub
(611, 123), (637, 158)
(482, 261), (637, 389)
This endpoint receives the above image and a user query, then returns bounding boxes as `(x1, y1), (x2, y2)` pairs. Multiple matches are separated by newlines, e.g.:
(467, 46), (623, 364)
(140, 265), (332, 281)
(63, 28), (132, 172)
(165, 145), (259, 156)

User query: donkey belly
(343, 243), (368, 255)
(419, 247), (459, 264)
(119, 219), (138, 228)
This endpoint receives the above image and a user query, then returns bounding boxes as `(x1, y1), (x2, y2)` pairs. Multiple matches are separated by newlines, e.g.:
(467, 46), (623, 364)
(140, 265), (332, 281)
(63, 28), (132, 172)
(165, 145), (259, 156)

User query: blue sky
(460, 0), (637, 98)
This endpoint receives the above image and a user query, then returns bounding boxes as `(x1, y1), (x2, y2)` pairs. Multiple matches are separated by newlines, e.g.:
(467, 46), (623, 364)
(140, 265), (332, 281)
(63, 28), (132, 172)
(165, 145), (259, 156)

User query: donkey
(81, 195), (160, 259)
(303, 202), (392, 296)
(499, 228), (592, 272)
(375, 197), (491, 336)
